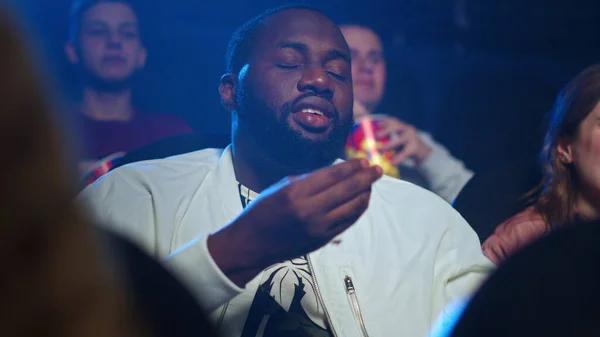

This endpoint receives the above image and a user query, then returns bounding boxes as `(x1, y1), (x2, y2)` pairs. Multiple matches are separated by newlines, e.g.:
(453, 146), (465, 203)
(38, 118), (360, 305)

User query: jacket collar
(213, 145), (244, 219)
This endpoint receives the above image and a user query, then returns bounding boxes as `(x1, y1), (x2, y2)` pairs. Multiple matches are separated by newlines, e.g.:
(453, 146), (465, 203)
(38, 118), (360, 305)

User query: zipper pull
(344, 275), (355, 294)
(343, 275), (370, 337)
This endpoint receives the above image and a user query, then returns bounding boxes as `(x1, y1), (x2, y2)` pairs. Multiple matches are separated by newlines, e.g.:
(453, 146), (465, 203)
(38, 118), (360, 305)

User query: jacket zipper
(307, 255), (339, 337)
(344, 275), (370, 337)
(216, 301), (229, 331)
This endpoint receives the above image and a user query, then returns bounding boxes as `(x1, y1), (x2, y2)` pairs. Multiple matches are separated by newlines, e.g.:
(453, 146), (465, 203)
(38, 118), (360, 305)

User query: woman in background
(339, 23), (473, 202)
(483, 65), (600, 264)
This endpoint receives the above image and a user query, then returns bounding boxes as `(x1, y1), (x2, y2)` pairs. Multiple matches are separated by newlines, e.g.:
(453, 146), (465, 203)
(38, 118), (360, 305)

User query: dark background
(6, 0), (600, 172)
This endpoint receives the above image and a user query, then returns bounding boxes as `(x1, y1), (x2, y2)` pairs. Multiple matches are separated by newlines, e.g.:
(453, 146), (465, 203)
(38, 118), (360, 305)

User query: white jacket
(80, 146), (493, 337)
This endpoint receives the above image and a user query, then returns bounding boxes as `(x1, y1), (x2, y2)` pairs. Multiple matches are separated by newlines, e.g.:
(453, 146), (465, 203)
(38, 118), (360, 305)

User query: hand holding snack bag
(345, 115), (400, 178)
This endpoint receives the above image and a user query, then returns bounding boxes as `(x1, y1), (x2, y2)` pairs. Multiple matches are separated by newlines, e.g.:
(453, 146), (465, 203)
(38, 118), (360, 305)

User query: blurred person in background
(0, 7), (147, 337)
(340, 24), (473, 202)
(0, 5), (216, 336)
(65, 0), (192, 185)
(436, 219), (600, 337)
(482, 65), (600, 264)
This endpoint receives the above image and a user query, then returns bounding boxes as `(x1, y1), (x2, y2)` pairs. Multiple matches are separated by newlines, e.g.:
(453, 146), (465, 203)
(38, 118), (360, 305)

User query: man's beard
(237, 94), (354, 175)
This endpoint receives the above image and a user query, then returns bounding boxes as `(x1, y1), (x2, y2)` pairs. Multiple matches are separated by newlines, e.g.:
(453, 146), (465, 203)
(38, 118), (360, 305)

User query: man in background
(81, 6), (492, 336)
(65, 0), (192, 184)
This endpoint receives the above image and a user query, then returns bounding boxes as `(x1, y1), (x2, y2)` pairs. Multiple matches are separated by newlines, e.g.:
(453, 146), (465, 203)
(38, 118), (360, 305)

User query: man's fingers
(298, 159), (370, 196)
(321, 190), (373, 236)
(310, 165), (382, 211)
(288, 190), (371, 254)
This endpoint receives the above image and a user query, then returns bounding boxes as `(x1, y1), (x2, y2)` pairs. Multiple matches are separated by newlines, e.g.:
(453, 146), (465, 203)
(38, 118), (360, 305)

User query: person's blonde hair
(0, 8), (147, 337)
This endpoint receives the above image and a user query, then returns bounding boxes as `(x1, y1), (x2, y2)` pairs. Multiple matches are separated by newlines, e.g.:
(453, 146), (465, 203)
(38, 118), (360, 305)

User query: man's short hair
(68, 0), (138, 44)
(224, 4), (331, 74)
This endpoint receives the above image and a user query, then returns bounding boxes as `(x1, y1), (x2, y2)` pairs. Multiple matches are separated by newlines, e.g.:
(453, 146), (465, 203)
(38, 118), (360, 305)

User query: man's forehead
(83, 2), (138, 23)
(259, 9), (347, 49)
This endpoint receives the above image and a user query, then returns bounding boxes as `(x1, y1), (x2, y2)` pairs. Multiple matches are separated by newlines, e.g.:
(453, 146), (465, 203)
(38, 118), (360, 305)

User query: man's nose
(297, 65), (334, 99)
(106, 33), (123, 49)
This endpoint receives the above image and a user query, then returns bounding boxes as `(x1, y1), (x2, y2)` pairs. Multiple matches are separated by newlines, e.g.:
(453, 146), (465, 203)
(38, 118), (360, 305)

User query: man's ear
(65, 42), (79, 64)
(219, 73), (238, 112)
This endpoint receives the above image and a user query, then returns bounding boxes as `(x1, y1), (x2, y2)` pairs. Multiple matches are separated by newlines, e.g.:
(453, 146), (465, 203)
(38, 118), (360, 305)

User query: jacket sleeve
(416, 132), (474, 203)
(430, 210), (495, 334)
(78, 170), (243, 313)
(163, 235), (244, 313)
(481, 207), (549, 265)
